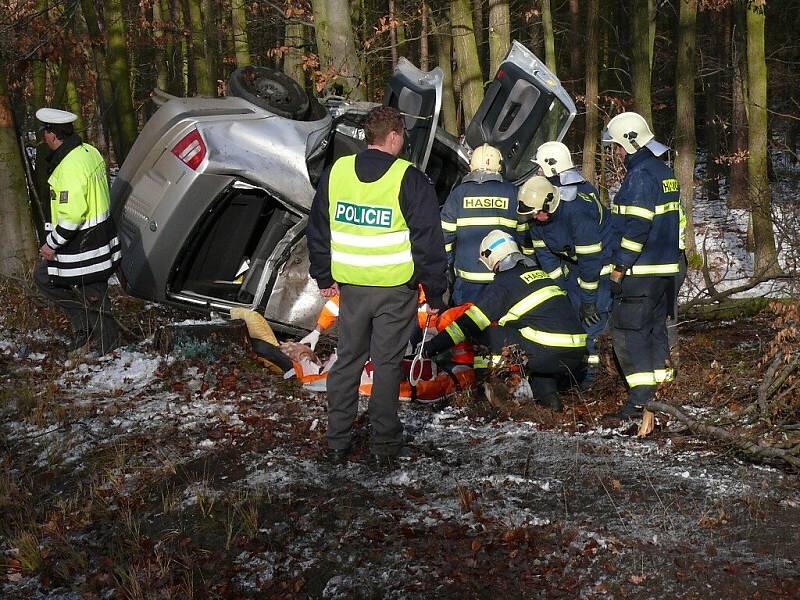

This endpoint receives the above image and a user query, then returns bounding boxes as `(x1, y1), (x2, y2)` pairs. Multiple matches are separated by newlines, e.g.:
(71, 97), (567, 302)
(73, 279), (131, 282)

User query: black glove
(610, 269), (626, 297)
(579, 302), (601, 327)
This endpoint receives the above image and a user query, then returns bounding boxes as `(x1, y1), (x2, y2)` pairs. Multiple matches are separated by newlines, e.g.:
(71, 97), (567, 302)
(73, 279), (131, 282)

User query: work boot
(326, 445), (351, 466)
(537, 393), (563, 412)
(65, 330), (89, 352)
(616, 401), (644, 420)
(368, 446), (412, 473)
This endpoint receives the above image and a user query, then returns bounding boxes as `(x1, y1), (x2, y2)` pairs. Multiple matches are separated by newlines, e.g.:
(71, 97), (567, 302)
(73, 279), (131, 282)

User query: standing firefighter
(33, 108), (121, 354)
(423, 230), (587, 411)
(440, 143), (522, 370)
(602, 112), (681, 418)
(517, 174), (613, 383)
(440, 143), (523, 304)
(307, 106), (447, 469)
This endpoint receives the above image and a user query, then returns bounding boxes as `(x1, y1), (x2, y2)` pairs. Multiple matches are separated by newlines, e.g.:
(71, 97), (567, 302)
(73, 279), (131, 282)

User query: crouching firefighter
(602, 111), (681, 419)
(422, 230), (587, 411)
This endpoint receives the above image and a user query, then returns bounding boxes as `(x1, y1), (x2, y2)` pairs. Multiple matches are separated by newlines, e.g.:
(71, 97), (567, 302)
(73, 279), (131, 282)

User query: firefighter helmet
(470, 143), (503, 173)
(534, 141), (574, 177)
(517, 176), (561, 215)
(479, 230), (519, 271)
(601, 111), (668, 155)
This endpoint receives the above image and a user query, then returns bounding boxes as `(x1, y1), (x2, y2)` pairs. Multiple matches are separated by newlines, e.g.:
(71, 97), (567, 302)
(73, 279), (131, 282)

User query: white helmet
(602, 111), (669, 156)
(479, 230), (519, 271)
(470, 143), (503, 173)
(534, 141), (574, 177)
(517, 176), (561, 215)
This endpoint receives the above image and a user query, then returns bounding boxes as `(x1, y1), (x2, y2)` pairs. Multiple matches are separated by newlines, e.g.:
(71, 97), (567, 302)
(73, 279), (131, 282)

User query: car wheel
(228, 66), (310, 119)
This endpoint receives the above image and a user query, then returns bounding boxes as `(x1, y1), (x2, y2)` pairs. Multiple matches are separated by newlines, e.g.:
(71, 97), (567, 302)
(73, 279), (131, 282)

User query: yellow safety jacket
(328, 155), (413, 286)
(45, 143), (120, 284)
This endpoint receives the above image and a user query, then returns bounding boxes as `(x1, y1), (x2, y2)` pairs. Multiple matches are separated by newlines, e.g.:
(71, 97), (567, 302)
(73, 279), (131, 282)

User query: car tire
(228, 66), (310, 119)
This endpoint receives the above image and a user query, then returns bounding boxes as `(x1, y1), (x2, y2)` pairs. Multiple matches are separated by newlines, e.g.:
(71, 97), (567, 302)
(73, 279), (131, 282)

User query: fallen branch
(647, 401), (800, 469)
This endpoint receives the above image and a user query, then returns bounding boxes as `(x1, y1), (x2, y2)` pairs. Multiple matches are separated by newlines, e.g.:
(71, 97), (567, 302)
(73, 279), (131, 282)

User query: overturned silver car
(110, 41), (576, 335)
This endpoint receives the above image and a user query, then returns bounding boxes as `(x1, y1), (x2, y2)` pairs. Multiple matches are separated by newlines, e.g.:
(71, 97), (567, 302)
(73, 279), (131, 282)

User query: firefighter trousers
(611, 275), (671, 408)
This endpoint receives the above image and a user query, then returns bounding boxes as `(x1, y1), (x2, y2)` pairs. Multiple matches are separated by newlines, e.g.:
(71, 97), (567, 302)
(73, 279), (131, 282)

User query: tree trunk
(106, 0), (139, 161)
(746, 1), (780, 277)
(473, 0), (485, 77)
(389, 0), (398, 68)
(0, 69), (38, 276)
(187, 0), (213, 95)
(729, 4), (748, 209)
(283, 18), (306, 88)
(674, 0), (697, 257)
(528, 7), (544, 59)
(541, 0), (557, 76)
(66, 79), (85, 136)
(582, 0), (599, 184)
(420, 2), (429, 71)
(631, 0), (652, 125)
(154, 0), (169, 90)
(232, 0), (251, 67)
(431, 12), (458, 135)
(32, 0), (48, 110)
(648, 0), (656, 70)
(312, 0), (365, 99)
(488, 0), (510, 76)
(450, 0), (483, 125)
(569, 0), (581, 87)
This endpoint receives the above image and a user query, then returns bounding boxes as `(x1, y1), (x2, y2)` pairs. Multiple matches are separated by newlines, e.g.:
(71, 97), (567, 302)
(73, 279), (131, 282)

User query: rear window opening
(169, 183), (301, 305)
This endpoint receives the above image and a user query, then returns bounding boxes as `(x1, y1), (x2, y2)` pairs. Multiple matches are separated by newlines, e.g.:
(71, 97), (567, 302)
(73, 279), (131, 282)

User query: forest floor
(1, 279), (798, 599)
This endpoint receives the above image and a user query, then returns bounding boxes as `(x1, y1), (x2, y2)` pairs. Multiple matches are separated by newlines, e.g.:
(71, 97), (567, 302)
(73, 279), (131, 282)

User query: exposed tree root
(648, 401), (800, 469)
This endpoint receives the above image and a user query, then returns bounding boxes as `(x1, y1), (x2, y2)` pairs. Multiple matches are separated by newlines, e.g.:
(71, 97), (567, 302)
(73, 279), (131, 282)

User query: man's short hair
(44, 122), (75, 141)
(364, 106), (404, 145)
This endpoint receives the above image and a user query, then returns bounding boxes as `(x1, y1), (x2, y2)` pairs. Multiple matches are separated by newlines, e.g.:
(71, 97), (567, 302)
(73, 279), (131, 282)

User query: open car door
(384, 58), (443, 172)
(464, 41), (577, 183)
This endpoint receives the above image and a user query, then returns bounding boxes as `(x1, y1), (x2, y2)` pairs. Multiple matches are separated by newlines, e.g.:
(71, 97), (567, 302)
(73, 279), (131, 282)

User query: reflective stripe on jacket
(328, 155), (413, 286)
(610, 149), (681, 276)
(45, 143), (120, 285)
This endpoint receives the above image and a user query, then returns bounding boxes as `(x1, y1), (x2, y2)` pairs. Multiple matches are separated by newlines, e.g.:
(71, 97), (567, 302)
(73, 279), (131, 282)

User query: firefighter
(517, 175), (613, 383)
(602, 111), (681, 418)
(441, 143), (523, 304)
(440, 143), (523, 370)
(307, 106), (447, 469)
(423, 230), (587, 411)
(33, 108), (121, 354)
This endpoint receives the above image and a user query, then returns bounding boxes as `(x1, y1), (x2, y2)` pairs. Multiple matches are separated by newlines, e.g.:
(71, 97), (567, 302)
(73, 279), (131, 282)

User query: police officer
(33, 108), (121, 354)
(441, 143), (522, 304)
(602, 112), (681, 418)
(517, 175), (613, 383)
(423, 230), (587, 411)
(307, 106), (447, 468)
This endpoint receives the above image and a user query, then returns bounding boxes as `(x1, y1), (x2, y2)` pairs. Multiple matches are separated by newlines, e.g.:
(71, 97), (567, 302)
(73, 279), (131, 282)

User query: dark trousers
(564, 270), (612, 368)
(612, 276), (671, 407)
(667, 251), (688, 353)
(34, 260), (119, 353)
(452, 278), (488, 306)
(326, 283), (417, 456)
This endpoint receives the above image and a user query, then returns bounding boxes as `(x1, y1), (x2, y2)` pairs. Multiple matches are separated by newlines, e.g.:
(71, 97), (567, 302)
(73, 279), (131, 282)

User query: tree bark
(674, 0), (697, 257)
(631, 0), (652, 125)
(582, 0), (599, 184)
(431, 11), (458, 135)
(450, 0), (483, 124)
(540, 0), (557, 76)
(569, 0), (581, 89)
(311, 0), (365, 99)
(187, 0), (214, 95)
(154, 0), (169, 90)
(283, 18), (306, 88)
(746, 1), (780, 277)
(106, 0), (139, 161)
(0, 69), (38, 276)
(389, 0), (398, 68)
(232, 0), (251, 67)
(488, 0), (510, 76)
(420, 2), (429, 71)
(729, 4), (748, 209)
(473, 0), (485, 76)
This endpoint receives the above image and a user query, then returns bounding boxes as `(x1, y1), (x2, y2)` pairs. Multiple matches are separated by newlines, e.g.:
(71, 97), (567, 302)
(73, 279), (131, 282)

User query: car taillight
(171, 129), (207, 170)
